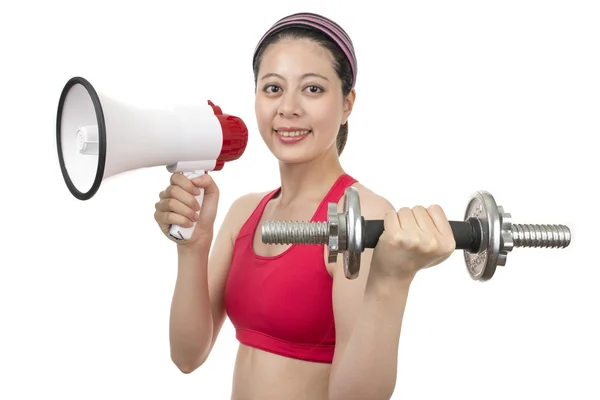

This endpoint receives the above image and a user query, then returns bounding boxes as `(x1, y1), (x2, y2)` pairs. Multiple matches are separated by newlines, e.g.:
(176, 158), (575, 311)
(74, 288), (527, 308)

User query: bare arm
(169, 192), (262, 373)
(168, 221), (231, 373)
(328, 192), (408, 400)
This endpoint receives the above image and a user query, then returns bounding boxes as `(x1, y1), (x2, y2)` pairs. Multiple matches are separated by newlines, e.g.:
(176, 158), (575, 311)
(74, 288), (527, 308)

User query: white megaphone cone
(56, 76), (249, 241)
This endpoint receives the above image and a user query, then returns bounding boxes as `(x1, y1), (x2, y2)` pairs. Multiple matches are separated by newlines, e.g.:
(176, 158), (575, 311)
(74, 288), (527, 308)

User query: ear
(341, 88), (356, 125)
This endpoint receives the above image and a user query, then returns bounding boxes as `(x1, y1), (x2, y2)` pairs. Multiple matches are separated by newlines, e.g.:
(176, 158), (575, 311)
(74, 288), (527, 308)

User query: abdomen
(230, 344), (331, 400)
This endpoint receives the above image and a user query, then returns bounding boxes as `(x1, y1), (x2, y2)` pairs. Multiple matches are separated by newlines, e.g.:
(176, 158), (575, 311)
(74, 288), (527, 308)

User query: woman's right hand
(154, 172), (220, 248)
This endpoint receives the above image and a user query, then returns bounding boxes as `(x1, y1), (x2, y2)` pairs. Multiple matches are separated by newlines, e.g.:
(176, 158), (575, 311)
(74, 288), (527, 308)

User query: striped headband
(253, 12), (357, 87)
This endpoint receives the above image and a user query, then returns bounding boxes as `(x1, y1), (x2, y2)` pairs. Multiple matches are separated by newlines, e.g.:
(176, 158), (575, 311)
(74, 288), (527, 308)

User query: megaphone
(56, 76), (249, 241)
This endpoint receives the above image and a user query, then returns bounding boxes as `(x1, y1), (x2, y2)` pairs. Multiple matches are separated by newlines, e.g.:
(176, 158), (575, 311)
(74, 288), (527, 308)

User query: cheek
(310, 99), (343, 132)
(255, 98), (274, 131)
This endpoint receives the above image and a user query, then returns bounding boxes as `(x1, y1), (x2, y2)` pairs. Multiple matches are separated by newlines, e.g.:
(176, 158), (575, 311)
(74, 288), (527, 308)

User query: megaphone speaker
(56, 76), (249, 241)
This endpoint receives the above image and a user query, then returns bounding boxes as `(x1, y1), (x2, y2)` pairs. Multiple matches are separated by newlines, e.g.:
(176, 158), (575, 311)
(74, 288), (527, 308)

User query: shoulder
(338, 181), (395, 219)
(220, 190), (273, 241)
(324, 180), (395, 276)
(228, 191), (270, 216)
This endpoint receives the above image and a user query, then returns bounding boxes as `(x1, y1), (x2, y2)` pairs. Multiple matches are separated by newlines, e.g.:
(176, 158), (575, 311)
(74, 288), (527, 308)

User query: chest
(225, 234), (336, 343)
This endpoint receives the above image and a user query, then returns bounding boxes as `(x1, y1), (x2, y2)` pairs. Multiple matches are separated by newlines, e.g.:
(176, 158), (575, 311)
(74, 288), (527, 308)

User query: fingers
(411, 206), (438, 233)
(190, 173), (219, 197)
(382, 208), (402, 237)
(427, 205), (454, 238)
(427, 204), (456, 253)
(167, 172), (217, 199)
(160, 184), (201, 211)
(155, 196), (199, 222)
(154, 209), (194, 229)
(391, 204), (455, 254)
(396, 207), (419, 232)
(373, 201), (457, 281)
(382, 208), (422, 251)
(407, 205), (453, 239)
(154, 173), (204, 230)
(170, 173), (201, 196)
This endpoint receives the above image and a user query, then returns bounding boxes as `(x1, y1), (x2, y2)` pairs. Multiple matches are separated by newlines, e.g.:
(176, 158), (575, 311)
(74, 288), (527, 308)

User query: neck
(276, 147), (345, 207)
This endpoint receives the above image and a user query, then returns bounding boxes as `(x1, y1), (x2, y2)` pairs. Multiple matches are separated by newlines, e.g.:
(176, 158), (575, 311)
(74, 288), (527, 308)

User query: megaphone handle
(168, 170), (205, 241)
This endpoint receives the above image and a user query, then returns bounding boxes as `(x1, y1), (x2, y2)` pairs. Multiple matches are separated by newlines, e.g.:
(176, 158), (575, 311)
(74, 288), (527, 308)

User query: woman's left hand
(369, 204), (456, 284)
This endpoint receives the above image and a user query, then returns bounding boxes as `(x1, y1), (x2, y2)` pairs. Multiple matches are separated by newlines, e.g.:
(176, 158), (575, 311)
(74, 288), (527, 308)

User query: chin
(272, 146), (333, 166)
(272, 149), (314, 165)
(267, 130), (309, 161)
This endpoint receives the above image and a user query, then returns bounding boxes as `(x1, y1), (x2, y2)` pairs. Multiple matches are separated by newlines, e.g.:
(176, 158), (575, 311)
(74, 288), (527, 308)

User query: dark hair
(252, 27), (354, 156)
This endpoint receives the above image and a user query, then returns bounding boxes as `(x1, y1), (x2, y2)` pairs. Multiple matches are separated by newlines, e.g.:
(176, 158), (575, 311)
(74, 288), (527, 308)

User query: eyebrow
(260, 72), (329, 81)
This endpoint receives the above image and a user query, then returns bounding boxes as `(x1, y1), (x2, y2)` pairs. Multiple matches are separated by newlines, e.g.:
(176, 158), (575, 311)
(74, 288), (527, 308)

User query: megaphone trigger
(57, 76), (250, 241)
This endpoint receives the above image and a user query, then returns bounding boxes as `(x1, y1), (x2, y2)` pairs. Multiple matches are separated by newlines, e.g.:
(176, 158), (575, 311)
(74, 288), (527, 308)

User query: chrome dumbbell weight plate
(463, 191), (508, 281)
(324, 187), (363, 279)
(342, 186), (363, 280)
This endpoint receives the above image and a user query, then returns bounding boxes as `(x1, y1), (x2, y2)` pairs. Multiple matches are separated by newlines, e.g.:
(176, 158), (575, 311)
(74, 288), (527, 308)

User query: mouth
(273, 129), (312, 137)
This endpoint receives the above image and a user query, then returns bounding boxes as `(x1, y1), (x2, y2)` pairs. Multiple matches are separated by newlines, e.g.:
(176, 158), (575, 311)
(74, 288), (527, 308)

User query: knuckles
(419, 236), (439, 254)
(443, 239), (457, 254)
(167, 212), (179, 224)
(427, 204), (443, 213)
(411, 205), (427, 213)
(166, 198), (179, 210)
(389, 232), (412, 249)
(396, 206), (412, 216)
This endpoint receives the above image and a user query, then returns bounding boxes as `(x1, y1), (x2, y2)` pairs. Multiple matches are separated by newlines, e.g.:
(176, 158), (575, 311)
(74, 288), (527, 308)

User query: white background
(1, 0), (598, 399)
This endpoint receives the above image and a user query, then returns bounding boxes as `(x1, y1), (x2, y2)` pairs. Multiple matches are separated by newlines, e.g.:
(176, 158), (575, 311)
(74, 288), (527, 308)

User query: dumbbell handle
(362, 218), (482, 253)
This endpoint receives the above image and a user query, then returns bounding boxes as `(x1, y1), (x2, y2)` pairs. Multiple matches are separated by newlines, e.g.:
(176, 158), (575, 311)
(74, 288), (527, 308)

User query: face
(254, 37), (355, 164)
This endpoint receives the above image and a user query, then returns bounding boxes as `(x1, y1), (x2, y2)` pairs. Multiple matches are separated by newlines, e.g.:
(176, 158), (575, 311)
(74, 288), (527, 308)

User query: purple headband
(253, 12), (357, 87)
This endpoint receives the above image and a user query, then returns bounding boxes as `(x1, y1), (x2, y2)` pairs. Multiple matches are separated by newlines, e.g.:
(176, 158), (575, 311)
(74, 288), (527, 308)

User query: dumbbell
(261, 187), (571, 281)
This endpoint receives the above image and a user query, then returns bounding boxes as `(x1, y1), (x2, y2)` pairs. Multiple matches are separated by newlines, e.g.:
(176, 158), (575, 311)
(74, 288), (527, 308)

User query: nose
(277, 90), (302, 117)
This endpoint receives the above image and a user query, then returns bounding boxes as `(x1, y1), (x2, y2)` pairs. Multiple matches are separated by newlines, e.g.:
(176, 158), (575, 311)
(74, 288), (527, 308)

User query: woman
(153, 12), (456, 400)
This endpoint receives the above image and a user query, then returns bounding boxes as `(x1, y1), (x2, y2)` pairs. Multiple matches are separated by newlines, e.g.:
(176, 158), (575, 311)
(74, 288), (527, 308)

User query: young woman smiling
(154, 12), (456, 400)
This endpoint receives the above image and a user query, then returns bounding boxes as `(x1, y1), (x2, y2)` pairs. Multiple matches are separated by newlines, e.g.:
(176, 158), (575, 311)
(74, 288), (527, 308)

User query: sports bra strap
(311, 173), (358, 222)
(237, 188), (279, 238)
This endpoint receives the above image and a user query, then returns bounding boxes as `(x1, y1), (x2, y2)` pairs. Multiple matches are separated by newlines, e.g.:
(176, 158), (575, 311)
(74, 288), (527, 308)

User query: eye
(263, 84), (281, 94)
(305, 85), (323, 94)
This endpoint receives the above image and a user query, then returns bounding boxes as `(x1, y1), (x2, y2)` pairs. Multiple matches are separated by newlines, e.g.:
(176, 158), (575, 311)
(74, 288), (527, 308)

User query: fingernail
(194, 213), (199, 221)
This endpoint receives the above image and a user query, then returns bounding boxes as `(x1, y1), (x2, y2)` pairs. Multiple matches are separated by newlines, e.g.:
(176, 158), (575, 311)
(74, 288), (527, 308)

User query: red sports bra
(224, 173), (358, 363)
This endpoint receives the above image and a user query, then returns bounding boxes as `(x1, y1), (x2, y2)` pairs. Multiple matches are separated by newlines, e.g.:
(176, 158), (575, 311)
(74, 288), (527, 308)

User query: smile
(274, 129), (311, 137)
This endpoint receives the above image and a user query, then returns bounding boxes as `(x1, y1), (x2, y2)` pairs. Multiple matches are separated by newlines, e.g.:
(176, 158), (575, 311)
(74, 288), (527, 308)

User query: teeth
(276, 130), (310, 137)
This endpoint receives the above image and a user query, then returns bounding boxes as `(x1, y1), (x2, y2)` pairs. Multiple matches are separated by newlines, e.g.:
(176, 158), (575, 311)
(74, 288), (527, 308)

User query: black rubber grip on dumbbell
(361, 217), (482, 253)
